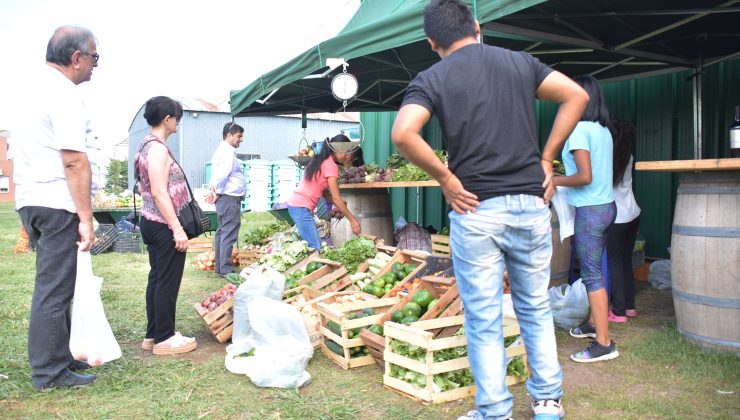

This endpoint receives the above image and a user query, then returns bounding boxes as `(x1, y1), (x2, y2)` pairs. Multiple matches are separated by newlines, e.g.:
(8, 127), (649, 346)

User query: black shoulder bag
(133, 140), (211, 239)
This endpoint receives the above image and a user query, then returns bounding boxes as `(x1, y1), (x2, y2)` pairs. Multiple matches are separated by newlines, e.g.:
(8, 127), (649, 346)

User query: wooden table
(636, 158), (740, 353)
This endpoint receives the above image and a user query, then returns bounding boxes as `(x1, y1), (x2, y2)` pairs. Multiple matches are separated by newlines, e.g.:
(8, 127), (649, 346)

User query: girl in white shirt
(606, 120), (641, 322)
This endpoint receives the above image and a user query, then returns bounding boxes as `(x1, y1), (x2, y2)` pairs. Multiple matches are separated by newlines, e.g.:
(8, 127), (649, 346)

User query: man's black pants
(19, 206), (79, 388)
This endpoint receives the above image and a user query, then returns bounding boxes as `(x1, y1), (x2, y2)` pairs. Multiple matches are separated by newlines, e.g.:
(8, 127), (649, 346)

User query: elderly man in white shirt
(13, 25), (99, 391)
(206, 122), (246, 276)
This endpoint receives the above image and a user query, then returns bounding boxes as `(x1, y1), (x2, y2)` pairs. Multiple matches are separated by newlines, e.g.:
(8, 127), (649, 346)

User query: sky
(0, 0), (360, 156)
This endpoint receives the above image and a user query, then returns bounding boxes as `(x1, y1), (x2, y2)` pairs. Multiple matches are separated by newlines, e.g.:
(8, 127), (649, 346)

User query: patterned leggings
(574, 202), (616, 292)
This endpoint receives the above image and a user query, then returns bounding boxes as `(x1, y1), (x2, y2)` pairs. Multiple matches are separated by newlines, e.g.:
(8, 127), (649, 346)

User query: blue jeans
(288, 206), (321, 251)
(450, 195), (563, 419)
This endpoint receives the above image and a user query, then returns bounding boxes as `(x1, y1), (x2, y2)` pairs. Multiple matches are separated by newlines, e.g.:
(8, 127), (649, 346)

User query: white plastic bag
(225, 296), (313, 388)
(69, 250), (122, 366)
(547, 278), (589, 330)
(232, 265), (286, 345)
(551, 186), (575, 242)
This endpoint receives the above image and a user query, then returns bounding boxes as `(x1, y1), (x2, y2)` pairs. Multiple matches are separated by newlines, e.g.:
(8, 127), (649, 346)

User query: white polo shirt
(14, 65), (95, 213)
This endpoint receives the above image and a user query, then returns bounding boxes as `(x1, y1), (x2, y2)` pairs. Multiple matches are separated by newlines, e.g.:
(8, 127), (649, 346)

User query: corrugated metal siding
(702, 59), (740, 159)
(128, 111), (357, 189)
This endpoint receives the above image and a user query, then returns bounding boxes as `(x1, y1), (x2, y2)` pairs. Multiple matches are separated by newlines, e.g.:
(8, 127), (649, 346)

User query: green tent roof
(230, 0), (740, 117)
(229, 0), (544, 116)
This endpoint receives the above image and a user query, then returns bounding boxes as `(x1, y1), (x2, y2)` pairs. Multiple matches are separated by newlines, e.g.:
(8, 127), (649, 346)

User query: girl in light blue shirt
(554, 75), (618, 363)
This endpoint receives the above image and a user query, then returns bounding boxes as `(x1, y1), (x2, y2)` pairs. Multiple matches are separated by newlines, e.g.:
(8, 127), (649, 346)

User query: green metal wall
(361, 59), (739, 257)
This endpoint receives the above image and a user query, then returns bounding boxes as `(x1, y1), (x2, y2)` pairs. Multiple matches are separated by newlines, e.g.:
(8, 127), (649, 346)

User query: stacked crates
(270, 159), (301, 206)
(204, 160), (305, 213)
(243, 159), (272, 212)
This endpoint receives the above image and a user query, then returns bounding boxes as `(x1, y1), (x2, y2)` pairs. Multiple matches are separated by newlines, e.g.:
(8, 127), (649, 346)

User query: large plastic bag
(225, 296), (313, 388)
(232, 265), (286, 345)
(547, 278), (589, 330)
(649, 259), (671, 289)
(69, 250), (122, 366)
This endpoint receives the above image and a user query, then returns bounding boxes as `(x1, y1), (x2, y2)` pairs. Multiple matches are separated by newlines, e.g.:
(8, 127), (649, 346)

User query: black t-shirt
(402, 43), (553, 201)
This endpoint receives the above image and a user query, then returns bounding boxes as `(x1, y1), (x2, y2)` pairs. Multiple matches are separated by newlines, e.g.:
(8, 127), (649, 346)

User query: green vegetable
(325, 340), (345, 357)
(391, 163), (432, 182)
(224, 272), (244, 286)
(321, 236), (376, 274)
(305, 261), (323, 274)
(369, 325), (384, 335)
(391, 310), (405, 322)
(412, 289), (434, 309)
(400, 315), (419, 324)
(327, 320), (342, 336)
(403, 302), (422, 318)
(242, 221), (290, 245)
(233, 348), (256, 358)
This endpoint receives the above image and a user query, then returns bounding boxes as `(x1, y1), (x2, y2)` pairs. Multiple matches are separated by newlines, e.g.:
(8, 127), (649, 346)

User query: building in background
(0, 130), (14, 202)
(126, 97), (358, 190)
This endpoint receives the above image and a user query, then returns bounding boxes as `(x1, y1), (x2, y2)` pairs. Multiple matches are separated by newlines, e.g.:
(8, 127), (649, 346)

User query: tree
(105, 159), (128, 194)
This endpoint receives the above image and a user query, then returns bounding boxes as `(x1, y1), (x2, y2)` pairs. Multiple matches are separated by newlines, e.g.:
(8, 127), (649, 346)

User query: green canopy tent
(229, 0), (546, 116)
(229, 0), (739, 118)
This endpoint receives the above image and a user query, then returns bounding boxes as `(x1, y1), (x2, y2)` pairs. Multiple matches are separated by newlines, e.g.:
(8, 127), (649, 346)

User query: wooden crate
(317, 296), (399, 369)
(383, 315), (527, 404)
(431, 234), (451, 256)
(237, 249), (264, 267)
(193, 298), (233, 344)
(298, 259), (349, 292)
(360, 276), (462, 367)
(187, 236), (213, 253)
(283, 251), (321, 274)
(374, 250), (428, 298)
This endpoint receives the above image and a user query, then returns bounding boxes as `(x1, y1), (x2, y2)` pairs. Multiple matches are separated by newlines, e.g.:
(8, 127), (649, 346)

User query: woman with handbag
(134, 96), (197, 355)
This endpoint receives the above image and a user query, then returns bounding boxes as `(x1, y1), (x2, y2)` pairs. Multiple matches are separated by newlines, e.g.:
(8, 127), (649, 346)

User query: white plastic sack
(232, 265), (286, 345)
(649, 259), (671, 289)
(551, 187), (575, 242)
(225, 296), (313, 388)
(69, 250), (122, 366)
(547, 279), (589, 330)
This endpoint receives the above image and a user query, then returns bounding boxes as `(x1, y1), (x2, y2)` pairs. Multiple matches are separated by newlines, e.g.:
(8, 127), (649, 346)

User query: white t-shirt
(614, 156), (641, 223)
(13, 65), (95, 213)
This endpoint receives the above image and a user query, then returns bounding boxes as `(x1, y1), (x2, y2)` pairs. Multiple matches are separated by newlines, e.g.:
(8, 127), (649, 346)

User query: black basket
(113, 231), (143, 253)
(91, 224), (117, 255)
(415, 255), (454, 278)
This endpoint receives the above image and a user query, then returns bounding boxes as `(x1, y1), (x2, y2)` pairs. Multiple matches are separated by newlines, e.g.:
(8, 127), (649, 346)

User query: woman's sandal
(152, 333), (197, 355)
(141, 338), (154, 351)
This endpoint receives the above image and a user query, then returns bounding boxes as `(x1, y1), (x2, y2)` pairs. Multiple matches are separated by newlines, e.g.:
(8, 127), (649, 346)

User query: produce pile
(199, 283), (237, 313)
(336, 150), (447, 184)
(284, 261), (325, 296)
(355, 258), (419, 298)
(258, 236), (312, 272)
(195, 249), (240, 271)
(321, 236), (376, 274)
(242, 221), (291, 246)
(93, 191), (142, 208)
(388, 328), (527, 392)
(324, 307), (377, 359)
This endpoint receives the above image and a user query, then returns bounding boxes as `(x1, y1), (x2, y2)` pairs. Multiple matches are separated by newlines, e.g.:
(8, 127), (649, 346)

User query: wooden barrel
(330, 188), (394, 247)
(550, 207), (572, 286)
(671, 172), (740, 354)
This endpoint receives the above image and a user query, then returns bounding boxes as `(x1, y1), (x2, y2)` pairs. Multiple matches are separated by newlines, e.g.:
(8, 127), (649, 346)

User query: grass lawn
(0, 201), (738, 419)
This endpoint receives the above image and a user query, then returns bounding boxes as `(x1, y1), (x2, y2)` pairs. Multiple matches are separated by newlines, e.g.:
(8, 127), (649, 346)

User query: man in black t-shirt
(391, 1), (588, 419)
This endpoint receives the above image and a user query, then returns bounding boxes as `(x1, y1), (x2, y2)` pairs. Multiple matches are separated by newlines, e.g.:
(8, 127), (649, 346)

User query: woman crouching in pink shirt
(287, 134), (362, 250)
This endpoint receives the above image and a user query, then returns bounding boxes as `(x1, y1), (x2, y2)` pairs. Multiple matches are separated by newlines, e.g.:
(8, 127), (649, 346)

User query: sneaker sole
(141, 339), (154, 351)
(569, 330), (596, 339)
(570, 350), (619, 363)
(153, 340), (197, 355)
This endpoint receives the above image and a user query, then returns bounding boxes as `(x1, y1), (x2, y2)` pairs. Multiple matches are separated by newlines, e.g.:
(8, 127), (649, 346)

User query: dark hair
(353, 147), (365, 167)
(608, 120), (636, 187)
(423, 0), (477, 49)
(223, 122), (244, 139)
(46, 25), (96, 66)
(303, 134), (359, 181)
(573, 75), (609, 126)
(143, 96), (183, 127)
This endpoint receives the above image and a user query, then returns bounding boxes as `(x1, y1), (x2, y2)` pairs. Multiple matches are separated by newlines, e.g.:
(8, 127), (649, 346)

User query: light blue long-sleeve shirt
(209, 141), (246, 196)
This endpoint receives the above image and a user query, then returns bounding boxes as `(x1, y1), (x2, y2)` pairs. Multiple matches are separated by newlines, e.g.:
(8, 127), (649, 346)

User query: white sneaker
(532, 399), (565, 419)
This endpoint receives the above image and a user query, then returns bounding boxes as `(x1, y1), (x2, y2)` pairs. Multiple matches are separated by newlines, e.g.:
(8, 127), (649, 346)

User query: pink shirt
(287, 158), (339, 211)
